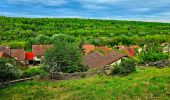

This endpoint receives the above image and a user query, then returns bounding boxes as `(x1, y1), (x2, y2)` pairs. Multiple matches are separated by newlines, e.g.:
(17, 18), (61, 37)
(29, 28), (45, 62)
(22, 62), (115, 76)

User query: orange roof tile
(95, 46), (112, 53)
(82, 44), (95, 54)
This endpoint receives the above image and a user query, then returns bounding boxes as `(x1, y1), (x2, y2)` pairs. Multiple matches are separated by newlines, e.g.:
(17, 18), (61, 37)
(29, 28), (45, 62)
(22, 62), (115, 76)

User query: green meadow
(0, 67), (170, 100)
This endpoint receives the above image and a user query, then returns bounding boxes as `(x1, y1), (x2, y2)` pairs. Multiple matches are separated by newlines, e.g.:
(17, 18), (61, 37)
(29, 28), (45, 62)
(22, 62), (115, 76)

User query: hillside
(0, 16), (170, 49)
(0, 67), (170, 99)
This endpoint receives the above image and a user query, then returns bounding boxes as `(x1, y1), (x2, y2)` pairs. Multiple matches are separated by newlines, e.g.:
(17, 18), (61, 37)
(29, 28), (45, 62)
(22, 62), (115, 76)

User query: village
(0, 43), (169, 68)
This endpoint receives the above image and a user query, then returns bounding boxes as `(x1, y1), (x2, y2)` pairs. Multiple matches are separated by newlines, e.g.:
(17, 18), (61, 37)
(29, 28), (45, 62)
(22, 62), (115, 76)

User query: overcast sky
(0, 0), (170, 22)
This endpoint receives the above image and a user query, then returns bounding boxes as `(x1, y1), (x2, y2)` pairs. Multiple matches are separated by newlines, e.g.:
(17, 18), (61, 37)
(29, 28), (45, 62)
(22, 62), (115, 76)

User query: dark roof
(0, 46), (11, 55)
(11, 49), (25, 61)
(83, 50), (126, 68)
(32, 45), (53, 56)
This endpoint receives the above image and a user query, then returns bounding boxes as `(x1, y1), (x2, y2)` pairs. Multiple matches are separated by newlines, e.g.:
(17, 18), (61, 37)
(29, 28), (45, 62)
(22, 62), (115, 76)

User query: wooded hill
(0, 16), (170, 49)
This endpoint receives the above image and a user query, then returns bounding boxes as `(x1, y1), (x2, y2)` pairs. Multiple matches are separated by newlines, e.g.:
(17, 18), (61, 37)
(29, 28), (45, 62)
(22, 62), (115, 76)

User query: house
(32, 45), (53, 63)
(114, 45), (141, 57)
(10, 49), (25, 63)
(122, 47), (136, 57)
(0, 46), (11, 55)
(82, 44), (95, 54)
(130, 45), (142, 53)
(0, 51), (13, 59)
(95, 46), (112, 54)
(83, 50), (127, 68)
(82, 44), (112, 54)
(113, 45), (125, 50)
(25, 52), (34, 65)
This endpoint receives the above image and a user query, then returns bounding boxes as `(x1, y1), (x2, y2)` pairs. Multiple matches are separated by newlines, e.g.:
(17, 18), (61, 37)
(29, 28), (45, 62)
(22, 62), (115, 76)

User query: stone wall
(146, 60), (170, 68)
(49, 66), (113, 80)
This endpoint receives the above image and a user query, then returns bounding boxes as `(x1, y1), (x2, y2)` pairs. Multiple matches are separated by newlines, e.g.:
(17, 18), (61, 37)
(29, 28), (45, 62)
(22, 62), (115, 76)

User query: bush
(112, 59), (136, 75)
(139, 43), (168, 64)
(44, 41), (86, 73)
(0, 58), (22, 82)
(22, 67), (46, 78)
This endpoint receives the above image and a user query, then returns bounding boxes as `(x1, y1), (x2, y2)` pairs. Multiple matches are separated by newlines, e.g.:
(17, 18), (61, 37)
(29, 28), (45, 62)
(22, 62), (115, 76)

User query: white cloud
(6, 0), (67, 6)
(78, 0), (129, 10)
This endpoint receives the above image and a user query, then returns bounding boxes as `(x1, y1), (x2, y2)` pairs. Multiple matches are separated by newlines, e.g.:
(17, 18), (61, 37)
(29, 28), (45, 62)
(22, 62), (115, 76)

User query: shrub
(22, 67), (46, 78)
(44, 41), (86, 73)
(139, 43), (168, 64)
(0, 58), (22, 82)
(112, 59), (136, 75)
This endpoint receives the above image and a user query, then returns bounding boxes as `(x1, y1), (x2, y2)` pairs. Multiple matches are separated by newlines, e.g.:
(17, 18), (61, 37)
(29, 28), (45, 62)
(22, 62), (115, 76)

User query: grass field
(0, 67), (170, 100)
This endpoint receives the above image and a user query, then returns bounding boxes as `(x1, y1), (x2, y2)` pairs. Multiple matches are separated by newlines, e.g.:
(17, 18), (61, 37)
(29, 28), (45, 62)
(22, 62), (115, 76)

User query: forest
(0, 16), (170, 50)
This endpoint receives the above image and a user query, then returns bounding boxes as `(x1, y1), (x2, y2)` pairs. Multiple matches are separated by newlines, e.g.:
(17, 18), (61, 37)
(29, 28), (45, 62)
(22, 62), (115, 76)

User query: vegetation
(1, 68), (170, 99)
(0, 16), (170, 49)
(44, 41), (86, 73)
(22, 66), (46, 78)
(0, 58), (22, 82)
(112, 59), (136, 75)
(139, 43), (168, 64)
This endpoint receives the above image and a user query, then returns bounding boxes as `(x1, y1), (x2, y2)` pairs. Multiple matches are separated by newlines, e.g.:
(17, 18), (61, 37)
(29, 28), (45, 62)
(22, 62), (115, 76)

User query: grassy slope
(0, 67), (170, 100)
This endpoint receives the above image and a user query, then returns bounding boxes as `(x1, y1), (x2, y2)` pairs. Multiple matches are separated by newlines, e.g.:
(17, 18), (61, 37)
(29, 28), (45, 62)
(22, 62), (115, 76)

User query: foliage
(30, 34), (51, 45)
(1, 41), (29, 49)
(0, 16), (170, 50)
(112, 59), (136, 75)
(22, 66), (46, 78)
(51, 34), (76, 44)
(1, 68), (170, 99)
(0, 58), (22, 82)
(139, 43), (168, 64)
(44, 41), (85, 73)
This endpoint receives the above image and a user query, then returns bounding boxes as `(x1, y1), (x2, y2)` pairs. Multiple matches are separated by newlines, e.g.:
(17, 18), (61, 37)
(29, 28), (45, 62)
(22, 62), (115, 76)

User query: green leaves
(44, 41), (85, 73)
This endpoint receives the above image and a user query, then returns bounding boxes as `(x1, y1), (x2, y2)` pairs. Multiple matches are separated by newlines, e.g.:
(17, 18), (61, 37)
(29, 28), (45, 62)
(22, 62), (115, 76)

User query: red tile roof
(0, 51), (13, 59)
(83, 45), (112, 54)
(82, 44), (95, 54)
(122, 47), (136, 57)
(0, 46), (11, 55)
(25, 52), (34, 60)
(83, 50), (126, 68)
(32, 45), (53, 56)
(11, 49), (25, 61)
(95, 46), (112, 54)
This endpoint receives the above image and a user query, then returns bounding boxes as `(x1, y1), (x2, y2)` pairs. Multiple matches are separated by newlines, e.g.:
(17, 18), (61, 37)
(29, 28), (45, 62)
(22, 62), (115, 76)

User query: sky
(0, 0), (170, 22)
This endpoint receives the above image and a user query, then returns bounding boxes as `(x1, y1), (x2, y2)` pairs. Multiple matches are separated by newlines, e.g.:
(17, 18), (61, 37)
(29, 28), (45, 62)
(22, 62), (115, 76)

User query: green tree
(30, 34), (51, 45)
(0, 58), (22, 82)
(51, 34), (76, 44)
(44, 41), (85, 73)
